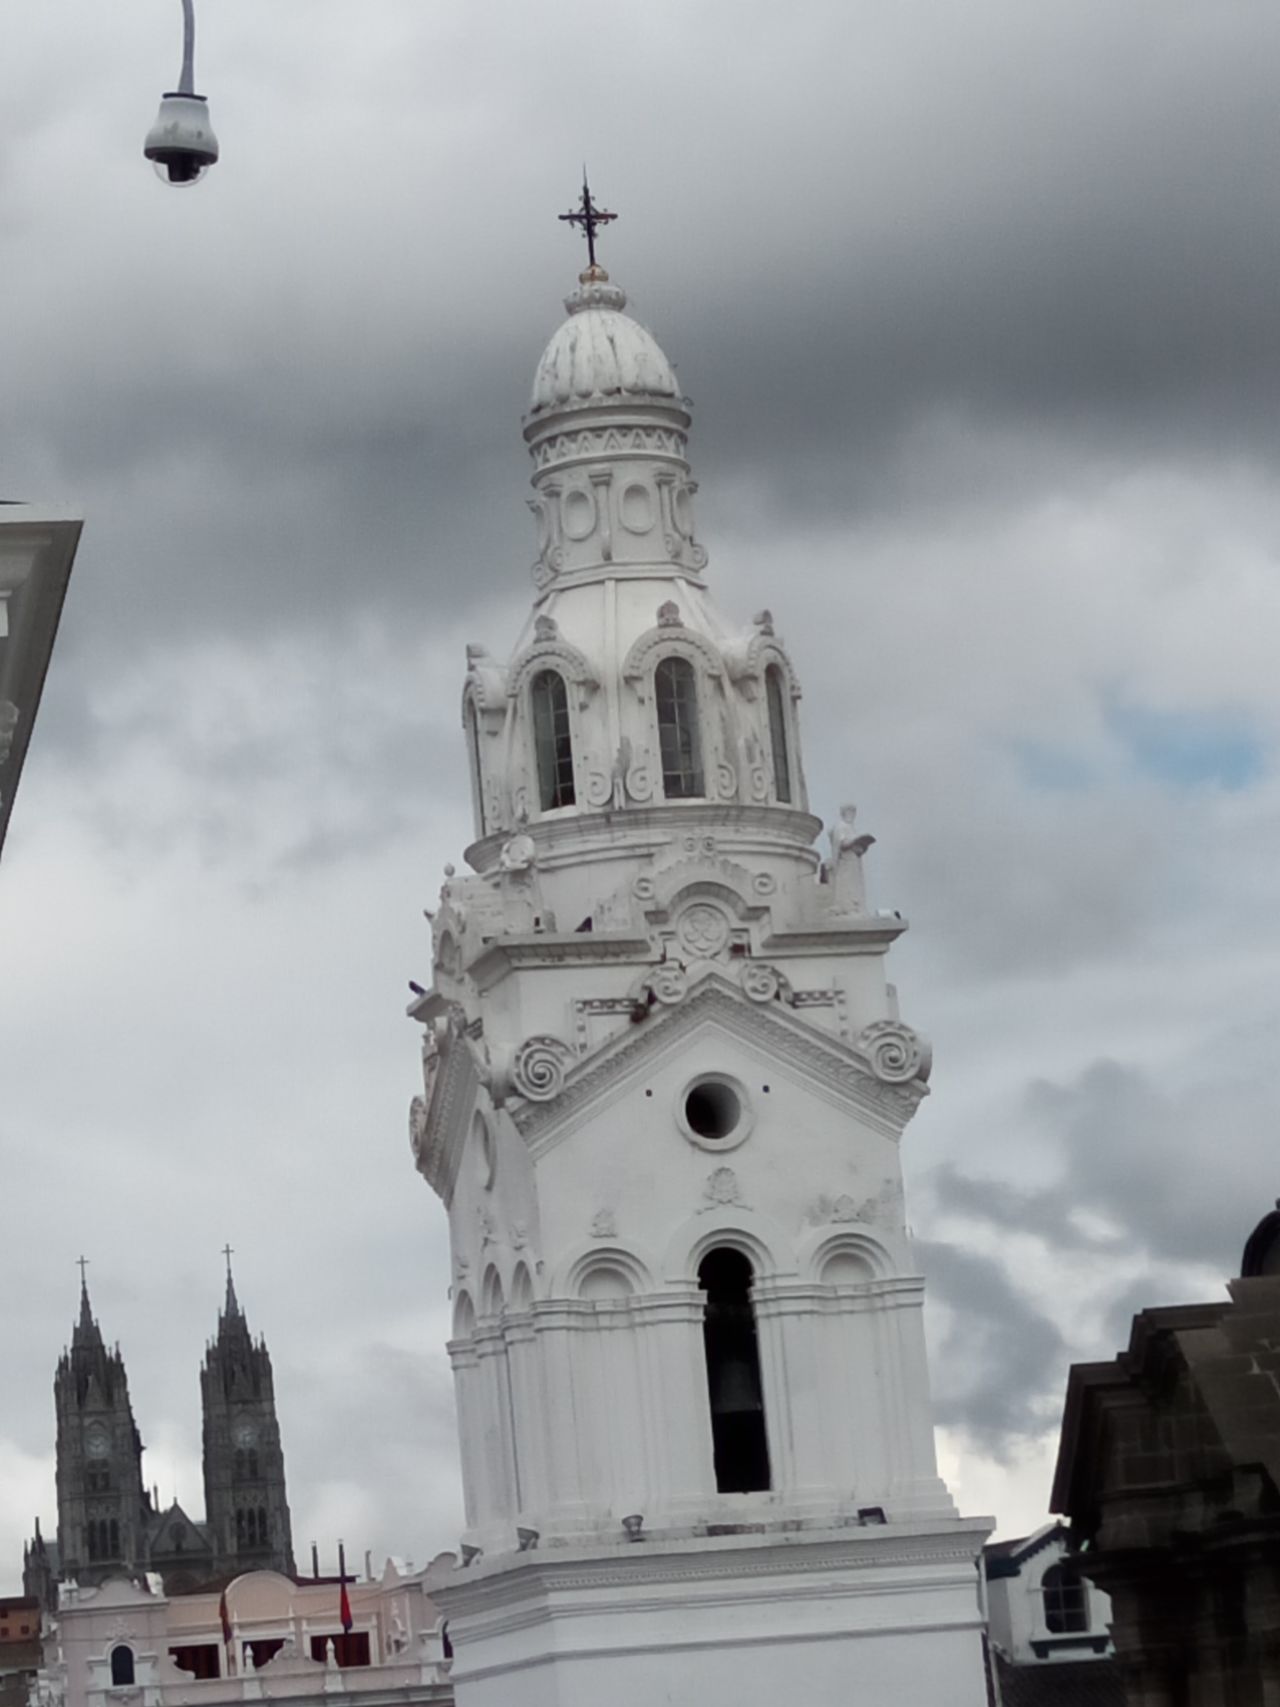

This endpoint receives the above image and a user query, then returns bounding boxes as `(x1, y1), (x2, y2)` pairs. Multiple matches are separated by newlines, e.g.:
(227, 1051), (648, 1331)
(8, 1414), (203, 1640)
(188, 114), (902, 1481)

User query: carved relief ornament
(856, 1020), (932, 1085)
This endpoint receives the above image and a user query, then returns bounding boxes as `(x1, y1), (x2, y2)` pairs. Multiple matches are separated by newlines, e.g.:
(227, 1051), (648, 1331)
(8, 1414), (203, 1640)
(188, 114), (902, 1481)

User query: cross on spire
(222, 1243), (234, 1278)
(76, 1255), (90, 1288)
(558, 173), (617, 270)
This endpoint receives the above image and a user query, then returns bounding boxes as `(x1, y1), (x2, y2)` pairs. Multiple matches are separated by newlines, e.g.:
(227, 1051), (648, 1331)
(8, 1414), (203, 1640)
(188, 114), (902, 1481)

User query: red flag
(338, 1542), (352, 1635)
(219, 1589), (232, 1646)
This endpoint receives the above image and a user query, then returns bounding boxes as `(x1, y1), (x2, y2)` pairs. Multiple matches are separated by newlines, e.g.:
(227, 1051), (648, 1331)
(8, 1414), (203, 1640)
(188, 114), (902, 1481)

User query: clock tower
(52, 1274), (149, 1589)
(409, 200), (991, 1706)
(200, 1258), (296, 1580)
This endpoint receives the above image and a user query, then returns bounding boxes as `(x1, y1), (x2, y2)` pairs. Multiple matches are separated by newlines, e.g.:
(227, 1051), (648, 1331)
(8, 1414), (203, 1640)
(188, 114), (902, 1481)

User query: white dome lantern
(529, 269), (681, 416)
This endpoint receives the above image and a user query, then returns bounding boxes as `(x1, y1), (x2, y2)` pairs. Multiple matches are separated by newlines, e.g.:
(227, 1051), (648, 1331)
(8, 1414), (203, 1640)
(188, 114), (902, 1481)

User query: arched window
(1043, 1562), (1088, 1633)
(655, 656), (703, 798)
(765, 666), (792, 804)
(464, 698), (487, 835)
(698, 1248), (770, 1493)
(235, 1509), (246, 1548)
(110, 1647), (135, 1688)
(248, 1449), (259, 1480)
(530, 670), (575, 809)
(257, 1508), (269, 1546)
(108, 1519), (119, 1557)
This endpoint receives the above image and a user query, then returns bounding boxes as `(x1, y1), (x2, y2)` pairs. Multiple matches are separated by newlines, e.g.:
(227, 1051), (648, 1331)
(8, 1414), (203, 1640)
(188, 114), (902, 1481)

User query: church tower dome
(529, 269), (680, 416)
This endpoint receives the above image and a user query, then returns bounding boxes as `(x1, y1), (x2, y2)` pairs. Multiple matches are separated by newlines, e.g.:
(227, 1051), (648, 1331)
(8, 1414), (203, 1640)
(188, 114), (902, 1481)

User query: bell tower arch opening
(697, 1246), (771, 1494)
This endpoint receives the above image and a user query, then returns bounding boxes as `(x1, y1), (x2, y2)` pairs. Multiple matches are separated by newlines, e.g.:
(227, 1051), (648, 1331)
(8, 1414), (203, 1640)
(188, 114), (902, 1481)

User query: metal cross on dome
(558, 174), (617, 269)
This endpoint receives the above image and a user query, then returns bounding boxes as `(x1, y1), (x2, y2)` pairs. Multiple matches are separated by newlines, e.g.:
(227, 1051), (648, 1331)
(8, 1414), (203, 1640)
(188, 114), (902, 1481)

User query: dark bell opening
(698, 1247), (771, 1494)
(685, 1080), (740, 1142)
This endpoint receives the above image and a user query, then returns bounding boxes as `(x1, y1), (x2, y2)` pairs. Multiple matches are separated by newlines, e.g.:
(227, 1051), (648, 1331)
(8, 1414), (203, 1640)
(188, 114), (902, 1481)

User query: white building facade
(409, 255), (991, 1706)
(34, 1565), (453, 1707)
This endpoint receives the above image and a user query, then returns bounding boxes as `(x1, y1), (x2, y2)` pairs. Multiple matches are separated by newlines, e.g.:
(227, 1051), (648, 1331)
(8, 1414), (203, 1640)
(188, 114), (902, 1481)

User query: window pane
(655, 657), (704, 798)
(1043, 1563), (1088, 1633)
(765, 667), (791, 803)
(531, 672), (576, 810)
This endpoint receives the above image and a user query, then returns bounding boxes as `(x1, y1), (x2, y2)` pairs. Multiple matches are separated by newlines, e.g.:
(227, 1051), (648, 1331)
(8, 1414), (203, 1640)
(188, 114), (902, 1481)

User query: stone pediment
(510, 976), (928, 1152)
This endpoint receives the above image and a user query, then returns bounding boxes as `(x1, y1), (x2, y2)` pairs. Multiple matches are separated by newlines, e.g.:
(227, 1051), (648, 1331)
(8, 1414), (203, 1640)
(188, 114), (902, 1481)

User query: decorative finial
(558, 171), (617, 273)
(74, 1256), (94, 1332)
(222, 1243), (240, 1314)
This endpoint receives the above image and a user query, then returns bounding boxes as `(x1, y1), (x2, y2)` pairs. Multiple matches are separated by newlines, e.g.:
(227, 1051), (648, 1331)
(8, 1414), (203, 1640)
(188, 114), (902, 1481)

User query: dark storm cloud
(932, 1164), (1123, 1254)
(928, 1048), (1277, 1285)
(5, 0), (1280, 667)
(918, 1239), (1067, 1451)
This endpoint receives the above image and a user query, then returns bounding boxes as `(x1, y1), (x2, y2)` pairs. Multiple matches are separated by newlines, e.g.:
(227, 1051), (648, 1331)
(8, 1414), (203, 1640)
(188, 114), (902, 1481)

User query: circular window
(675, 1074), (753, 1152)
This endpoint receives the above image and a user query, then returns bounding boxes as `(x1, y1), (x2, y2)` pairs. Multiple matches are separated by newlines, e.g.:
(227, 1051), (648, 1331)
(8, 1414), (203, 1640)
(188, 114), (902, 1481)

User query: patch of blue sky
(1106, 700), (1265, 791)
(1014, 741), (1098, 793)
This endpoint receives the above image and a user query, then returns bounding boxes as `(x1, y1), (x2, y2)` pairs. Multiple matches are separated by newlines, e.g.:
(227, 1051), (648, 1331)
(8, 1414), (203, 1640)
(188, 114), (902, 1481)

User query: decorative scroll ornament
(511, 1035), (574, 1102)
(740, 961), (780, 1004)
(676, 903), (731, 957)
(857, 1020), (932, 1085)
(647, 963), (689, 1005)
(632, 874), (657, 902)
(752, 871), (777, 896)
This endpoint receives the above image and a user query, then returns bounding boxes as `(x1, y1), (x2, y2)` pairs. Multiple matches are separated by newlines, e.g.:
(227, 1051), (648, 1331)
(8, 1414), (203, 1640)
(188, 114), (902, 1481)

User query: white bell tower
(409, 202), (991, 1706)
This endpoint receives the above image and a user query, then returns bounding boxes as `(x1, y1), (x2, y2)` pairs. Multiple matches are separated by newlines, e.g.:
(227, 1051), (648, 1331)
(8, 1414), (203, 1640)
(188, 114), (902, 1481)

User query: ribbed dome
(530, 269), (679, 415)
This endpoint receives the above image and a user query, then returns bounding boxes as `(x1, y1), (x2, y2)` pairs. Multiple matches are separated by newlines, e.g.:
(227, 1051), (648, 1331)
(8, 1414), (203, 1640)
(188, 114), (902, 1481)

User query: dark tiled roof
(984, 1525), (1069, 1579)
(995, 1654), (1125, 1707)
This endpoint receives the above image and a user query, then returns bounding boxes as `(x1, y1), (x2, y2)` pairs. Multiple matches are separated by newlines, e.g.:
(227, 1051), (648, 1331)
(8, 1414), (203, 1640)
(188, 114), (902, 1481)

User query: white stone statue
(498, 820), (545, 930)
(498, 828), (536, 874)
(827, 803), (875, 915)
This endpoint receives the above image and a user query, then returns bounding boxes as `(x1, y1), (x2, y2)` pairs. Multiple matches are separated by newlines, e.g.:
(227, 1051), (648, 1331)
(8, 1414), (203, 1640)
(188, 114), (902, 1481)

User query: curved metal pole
(177, 0), (196, 95)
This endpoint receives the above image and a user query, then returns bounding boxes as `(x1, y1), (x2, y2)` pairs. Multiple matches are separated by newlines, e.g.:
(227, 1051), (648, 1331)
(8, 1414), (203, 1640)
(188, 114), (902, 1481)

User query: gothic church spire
(201, 1261), (295, 1580)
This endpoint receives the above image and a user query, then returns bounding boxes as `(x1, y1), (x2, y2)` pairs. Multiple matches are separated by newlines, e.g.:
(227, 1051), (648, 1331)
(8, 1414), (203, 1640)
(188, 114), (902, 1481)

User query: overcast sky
(4, 0), (1280, 1591)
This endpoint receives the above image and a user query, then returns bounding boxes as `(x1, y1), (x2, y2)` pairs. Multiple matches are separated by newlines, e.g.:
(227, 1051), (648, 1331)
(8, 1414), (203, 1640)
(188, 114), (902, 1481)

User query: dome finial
(222, 1241), (241, 1315)
(558, 171), (617, 273)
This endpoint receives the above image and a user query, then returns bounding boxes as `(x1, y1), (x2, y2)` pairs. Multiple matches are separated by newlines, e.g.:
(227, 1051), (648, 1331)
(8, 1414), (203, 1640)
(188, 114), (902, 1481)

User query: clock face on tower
(234, 1423), (257, 1449)
(85, 1427), (109, 1459)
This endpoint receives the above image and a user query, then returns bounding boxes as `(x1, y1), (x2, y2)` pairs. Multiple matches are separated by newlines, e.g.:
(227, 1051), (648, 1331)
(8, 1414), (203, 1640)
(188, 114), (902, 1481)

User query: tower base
(435, 1517), (993, 1707)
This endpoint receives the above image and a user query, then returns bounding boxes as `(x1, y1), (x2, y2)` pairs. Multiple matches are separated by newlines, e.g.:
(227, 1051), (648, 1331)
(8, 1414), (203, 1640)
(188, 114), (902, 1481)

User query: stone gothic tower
(408, 254), (991, 1706)
(52, 1281), (149, 1588)
(200, 1266), (295, 1580)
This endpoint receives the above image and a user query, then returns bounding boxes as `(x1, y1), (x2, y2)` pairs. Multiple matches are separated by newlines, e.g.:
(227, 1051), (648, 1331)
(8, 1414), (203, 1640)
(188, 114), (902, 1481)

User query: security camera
(143, 92), (219, 186)
(143, 0), (218, 186)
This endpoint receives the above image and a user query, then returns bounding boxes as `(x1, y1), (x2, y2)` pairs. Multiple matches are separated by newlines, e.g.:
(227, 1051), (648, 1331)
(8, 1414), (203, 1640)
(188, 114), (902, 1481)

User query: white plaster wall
(445, 1015), (951, 1550)
(437, 1529), (991, 1707)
